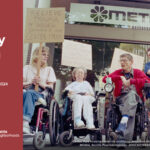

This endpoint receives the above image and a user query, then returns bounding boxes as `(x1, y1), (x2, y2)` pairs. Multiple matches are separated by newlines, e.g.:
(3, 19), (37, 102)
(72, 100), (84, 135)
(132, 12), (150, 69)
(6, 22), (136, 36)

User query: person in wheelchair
(64, 67), (95, 129)
(144, 48), (150, 78)
(23, 46), (56, 134)
(103, 53), (150, 142)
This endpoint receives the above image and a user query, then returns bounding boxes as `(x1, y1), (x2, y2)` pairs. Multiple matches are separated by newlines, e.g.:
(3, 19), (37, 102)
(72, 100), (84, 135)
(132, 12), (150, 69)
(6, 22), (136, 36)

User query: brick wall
(51, 0), (78, 11)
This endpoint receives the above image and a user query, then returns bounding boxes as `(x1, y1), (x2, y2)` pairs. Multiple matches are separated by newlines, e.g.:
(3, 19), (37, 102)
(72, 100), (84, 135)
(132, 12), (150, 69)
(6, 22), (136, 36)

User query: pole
(35, 42), (43, 91)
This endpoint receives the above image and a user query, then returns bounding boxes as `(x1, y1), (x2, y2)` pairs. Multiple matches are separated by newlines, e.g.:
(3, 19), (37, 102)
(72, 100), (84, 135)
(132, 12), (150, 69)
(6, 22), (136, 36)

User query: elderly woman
(23, 46), (56, 134)
(64, 67), (95, 129)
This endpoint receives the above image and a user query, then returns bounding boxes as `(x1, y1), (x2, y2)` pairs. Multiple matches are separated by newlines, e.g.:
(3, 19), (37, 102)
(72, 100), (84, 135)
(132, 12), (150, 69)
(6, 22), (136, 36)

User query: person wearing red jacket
(103, 53), (150, 142)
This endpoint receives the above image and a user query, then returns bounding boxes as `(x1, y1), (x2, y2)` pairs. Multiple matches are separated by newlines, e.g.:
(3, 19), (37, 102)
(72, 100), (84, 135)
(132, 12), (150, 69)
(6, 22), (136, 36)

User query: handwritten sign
(24, 8), (65, 43)
(110, 48), (144, 73)
(61, 40), (92, 70)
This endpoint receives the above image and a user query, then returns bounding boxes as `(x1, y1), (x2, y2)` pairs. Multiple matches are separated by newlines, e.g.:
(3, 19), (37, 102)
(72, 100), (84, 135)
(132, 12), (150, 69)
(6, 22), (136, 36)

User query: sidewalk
(23, 134), (50, 145)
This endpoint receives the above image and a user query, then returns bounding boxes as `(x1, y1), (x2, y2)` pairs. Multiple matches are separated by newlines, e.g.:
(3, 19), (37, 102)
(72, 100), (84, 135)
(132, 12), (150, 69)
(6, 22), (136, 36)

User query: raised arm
(102, 70), (122, 83)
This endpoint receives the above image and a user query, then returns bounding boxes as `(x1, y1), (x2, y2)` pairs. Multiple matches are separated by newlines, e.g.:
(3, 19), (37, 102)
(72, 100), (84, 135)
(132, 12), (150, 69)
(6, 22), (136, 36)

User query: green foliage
(53, 44), (72, 81)
(119, 43), (146, 52)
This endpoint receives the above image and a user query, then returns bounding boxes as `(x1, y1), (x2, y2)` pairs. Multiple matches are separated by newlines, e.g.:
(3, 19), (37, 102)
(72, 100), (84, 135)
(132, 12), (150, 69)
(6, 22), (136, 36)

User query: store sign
(69, 3), (150, 28)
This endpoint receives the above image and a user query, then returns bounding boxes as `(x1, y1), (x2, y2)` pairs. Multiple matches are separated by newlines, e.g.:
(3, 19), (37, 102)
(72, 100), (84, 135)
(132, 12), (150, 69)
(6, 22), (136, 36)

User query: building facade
(23, 0), (150, 101)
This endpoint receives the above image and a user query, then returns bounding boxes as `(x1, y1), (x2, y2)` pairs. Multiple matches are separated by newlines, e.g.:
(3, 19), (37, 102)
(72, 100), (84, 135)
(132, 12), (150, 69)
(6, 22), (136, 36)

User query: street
(23, 134), (150, 150)
(24, 145), (150, 150)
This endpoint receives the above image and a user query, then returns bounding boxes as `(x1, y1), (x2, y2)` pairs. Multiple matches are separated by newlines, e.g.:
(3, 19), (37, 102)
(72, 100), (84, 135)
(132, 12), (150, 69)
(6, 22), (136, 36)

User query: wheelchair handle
(45, 87), (54, 96)
(95, 91), (106, 98)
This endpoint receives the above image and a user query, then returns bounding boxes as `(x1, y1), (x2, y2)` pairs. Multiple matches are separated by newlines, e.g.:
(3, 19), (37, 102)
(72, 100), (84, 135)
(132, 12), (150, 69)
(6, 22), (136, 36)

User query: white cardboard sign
(110, 48), (144, 73)
(24, 8), (65, 43)
(61, 40), (92, 70)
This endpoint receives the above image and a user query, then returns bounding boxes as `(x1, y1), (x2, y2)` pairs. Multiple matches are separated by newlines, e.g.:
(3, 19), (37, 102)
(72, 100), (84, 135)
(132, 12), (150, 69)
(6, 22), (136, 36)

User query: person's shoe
(86, 124), (95, 129)
(75, 120), (85, 128)
(37, 97), (47, 106)
(23, 121), (31, 134)
(23, 126), (31, 134)
(115, 123), (127, 135)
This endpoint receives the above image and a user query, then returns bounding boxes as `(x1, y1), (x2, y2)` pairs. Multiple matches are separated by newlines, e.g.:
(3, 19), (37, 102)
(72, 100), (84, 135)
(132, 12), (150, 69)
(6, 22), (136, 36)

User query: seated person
(144, 48), (150, 78)
(103, 53), (150, 141)
(144, 48), (150, 99)
(64, 67), (95, 129)
(23, 46), (56, 134)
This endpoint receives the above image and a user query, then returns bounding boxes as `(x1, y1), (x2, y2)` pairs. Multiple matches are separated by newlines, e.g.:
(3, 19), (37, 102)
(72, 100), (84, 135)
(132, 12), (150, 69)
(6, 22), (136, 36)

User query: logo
(90, 6), (108, 22)
(70, 3), (150, 28)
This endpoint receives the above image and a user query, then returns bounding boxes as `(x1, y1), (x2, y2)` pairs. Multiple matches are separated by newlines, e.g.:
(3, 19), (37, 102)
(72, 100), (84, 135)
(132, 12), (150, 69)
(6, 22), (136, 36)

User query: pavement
(23, 133), (150, 150)
(24, 145), (150, 150)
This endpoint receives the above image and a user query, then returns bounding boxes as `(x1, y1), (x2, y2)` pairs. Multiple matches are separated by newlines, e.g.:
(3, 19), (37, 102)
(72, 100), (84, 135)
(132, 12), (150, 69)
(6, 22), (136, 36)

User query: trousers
(70, 94), (95, 126)
(23, 89), (43, 122)
(116, 90), (141, 140)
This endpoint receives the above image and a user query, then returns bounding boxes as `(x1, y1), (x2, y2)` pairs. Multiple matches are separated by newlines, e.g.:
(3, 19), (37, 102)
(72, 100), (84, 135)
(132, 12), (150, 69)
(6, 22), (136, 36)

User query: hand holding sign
(24, 8), (65, 91)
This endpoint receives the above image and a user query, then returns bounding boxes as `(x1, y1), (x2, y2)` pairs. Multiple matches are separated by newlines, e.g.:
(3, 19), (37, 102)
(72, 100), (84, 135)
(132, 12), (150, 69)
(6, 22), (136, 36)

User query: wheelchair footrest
(74, 127), (99, 131)
(23, 133), (35, 138)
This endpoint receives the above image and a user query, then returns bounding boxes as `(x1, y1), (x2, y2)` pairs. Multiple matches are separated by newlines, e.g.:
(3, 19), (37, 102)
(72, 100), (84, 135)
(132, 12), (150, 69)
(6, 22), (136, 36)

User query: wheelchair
(23, 86), (60, 150)
(58, 91), (104, 146)
(100, 82), (150, 144)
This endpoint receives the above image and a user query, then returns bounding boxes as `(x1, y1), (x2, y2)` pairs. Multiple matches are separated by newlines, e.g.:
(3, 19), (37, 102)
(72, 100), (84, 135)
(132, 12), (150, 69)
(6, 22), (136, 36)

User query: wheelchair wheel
(90, 133), (102, 141)
(33, 131), (46, 150)
(59, 131), (73, 146)
(107, 131), (117, 141)
(141, 131), (148, 147)
(49, 99), (59, 146)
(141, 131), (148, 141)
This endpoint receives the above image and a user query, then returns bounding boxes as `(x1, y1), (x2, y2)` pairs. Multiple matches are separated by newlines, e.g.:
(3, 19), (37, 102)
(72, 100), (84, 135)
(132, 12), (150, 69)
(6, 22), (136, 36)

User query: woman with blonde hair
(64, 67), (95, 129)
(23, 46), (56, 134)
